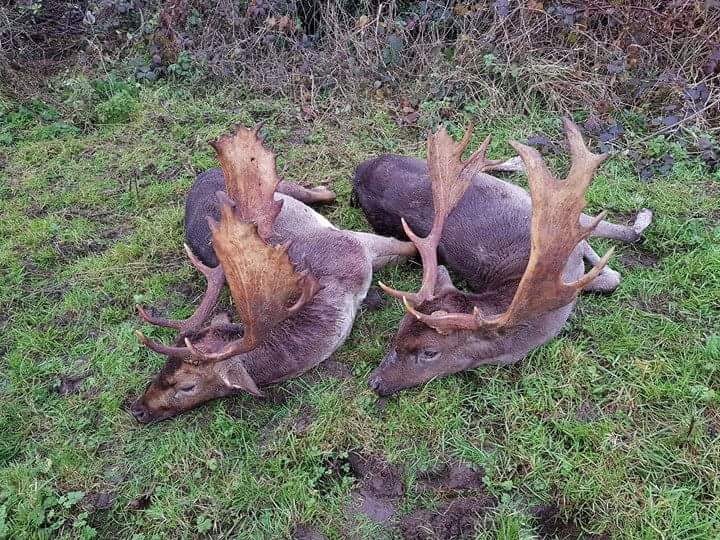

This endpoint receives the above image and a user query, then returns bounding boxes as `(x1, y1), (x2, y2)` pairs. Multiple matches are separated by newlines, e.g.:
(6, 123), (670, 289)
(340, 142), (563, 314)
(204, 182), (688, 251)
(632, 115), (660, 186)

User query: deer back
(354, 155), (588, 291)
(184, 167), (225, 267)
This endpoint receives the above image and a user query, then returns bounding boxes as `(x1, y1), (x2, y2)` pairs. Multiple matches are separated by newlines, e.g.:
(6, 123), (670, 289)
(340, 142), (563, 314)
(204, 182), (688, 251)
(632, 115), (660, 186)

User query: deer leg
(352, 231), (417, 271)
(580, 241), (621, 293)
(277, 180), (335, 205)
(581, 208), (652, 244)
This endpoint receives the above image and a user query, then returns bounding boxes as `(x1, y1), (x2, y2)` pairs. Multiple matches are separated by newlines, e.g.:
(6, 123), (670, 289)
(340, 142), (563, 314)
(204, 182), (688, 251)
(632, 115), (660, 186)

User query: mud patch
(704, 407), (720, 438)
(291, 524), (328, 540)
(52, 223), (133, 261)
(127, 489), (154, 510)
(159, 165), (183, 182)
(85, 491), (117, 511)
(317, 359), (353, 380)
(287, 126), (312, 145)
(531, 504), (607, 539)
(347, 451), (405, 524)
(576, 400), (600, 422)
(619, 250), (659, 268)
(416, 461), (484, 493)
(292, 404), (315, 435)
(316, 452), (356, 496)
(630, 293), (673, 317)
(54, 372), (89, 396)
(400, 496), (496, 539)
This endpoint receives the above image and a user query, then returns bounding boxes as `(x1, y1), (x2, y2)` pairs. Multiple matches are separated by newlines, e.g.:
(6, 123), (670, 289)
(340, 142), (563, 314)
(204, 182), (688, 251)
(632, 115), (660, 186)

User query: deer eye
(177, 383), (197, 393)
(419, 349), (439, 362)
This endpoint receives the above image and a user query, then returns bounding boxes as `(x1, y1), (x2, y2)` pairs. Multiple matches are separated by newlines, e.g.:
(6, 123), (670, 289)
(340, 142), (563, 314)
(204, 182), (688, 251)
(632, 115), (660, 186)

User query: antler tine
(382, 124), (498, 305)
(563, 117), (608, 190)
(412, 118), (614, 335)
(135, 330), (191, 359)
(136, 244), (226, 336)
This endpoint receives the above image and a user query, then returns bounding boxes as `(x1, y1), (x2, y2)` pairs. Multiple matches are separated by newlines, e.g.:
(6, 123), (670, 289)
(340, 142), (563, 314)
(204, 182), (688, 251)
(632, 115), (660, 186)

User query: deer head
(369, 119), (612, 396)
(131, 126), (318, 422)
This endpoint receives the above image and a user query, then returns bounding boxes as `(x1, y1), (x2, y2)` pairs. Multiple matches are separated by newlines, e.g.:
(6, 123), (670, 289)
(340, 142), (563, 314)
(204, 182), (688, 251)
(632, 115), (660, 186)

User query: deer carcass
(353, 119), (652, 395)
(130, 126), (416, 422)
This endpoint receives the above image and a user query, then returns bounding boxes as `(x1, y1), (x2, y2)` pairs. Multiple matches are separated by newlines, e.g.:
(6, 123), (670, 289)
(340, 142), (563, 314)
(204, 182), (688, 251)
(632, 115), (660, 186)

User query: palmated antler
(136, 125), (319, 364)
(184, 194), (319, 361)
(379, 124), (502, 304)
(136, 243), (225, 337)
(403, 118), (614, 334)
(210, 124), (282, 241)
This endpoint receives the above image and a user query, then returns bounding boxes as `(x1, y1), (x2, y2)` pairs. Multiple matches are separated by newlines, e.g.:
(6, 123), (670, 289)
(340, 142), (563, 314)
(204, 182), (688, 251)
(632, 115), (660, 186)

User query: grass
(0, 76), (719, 539)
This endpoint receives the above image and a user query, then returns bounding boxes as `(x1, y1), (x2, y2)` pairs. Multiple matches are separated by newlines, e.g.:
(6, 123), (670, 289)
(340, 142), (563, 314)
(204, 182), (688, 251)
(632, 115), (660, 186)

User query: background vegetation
(1, 1), (719, 538)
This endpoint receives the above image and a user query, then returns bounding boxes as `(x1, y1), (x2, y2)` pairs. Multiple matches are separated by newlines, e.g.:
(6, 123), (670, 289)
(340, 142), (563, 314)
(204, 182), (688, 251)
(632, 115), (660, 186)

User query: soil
(127, 489), (154, 510)
(316, 359), (353, 380)
(55, 373), (89, 396)
(531, 504), (608, 540)
(619, 250), (660, 268)
(704, 407), (720, 438)
(400, 496), (496, 540)
(630, 293), (673, 317)
(291, 524), (328, 540)
(576, 400), (601, 422)
(291, 404), (315, 435)
(287, 126), (312, 146)
(316, 452), (356, 496)
(416, 461), (484, 493)
(85, 491), (117, 511)
(346, 450), (405, 524)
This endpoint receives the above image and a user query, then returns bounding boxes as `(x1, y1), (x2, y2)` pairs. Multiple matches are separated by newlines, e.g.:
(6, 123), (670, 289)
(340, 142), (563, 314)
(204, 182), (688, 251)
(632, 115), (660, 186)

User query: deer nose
(130, 401), (151, 423)
(368, 374), (381, 391)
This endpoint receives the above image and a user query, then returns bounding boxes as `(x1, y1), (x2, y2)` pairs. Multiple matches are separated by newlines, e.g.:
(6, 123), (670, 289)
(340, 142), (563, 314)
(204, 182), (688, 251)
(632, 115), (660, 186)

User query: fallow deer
(353, 119), (653, 395)
(130, 126), (416, 422)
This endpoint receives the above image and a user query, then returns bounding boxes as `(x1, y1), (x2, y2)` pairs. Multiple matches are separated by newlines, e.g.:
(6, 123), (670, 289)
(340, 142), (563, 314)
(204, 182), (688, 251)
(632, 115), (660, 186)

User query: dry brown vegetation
(2, 1), (719, 128)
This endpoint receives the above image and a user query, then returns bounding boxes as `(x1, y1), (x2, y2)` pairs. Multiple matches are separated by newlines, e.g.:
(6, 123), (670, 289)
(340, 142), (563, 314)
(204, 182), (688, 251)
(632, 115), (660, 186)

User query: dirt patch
(400, 496), (496, 540)
(316, 452), (356, 496)
(52, 223), (133, 261)
(85, 491), (117, 511)
(54, 373), (89, 396)
(291, 524), (328, 540)
(576, 400), (600, 423)
(630, 293), (673, 317)
(346, 450), (405, 524)
(52, 309), (81, 329)
(159, 165), (183, 182)
(532, 504), (582, 539)
(531, 504), (607, 540)
(127, 489), (154, 511)
(619, 250), (660, 269)
(704, 407), (720, 438)
(416, 461), (484, 493)
(292, 404), (315, 435)
(317, 359), (353, 380)
(361, 286), (386, 312)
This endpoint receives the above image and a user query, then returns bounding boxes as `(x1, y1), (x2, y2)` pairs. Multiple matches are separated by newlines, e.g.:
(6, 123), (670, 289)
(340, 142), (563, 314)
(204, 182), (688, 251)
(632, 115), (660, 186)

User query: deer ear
(218, 362), (264, 397)
(435, 266), (458, 296)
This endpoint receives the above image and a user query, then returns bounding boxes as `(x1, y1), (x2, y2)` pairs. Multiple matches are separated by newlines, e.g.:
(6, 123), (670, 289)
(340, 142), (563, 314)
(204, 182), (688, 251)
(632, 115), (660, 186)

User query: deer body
(353, 124), (652, 396)
(199, 194), (370, 388)
(132, 128), (414, 422)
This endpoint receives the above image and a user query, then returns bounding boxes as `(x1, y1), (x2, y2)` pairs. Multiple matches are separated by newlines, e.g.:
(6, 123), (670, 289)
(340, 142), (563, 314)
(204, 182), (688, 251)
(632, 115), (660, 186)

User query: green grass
(1, 77), (719, 539)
